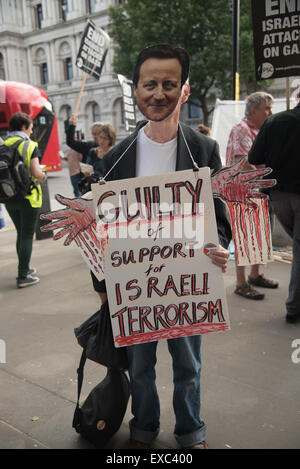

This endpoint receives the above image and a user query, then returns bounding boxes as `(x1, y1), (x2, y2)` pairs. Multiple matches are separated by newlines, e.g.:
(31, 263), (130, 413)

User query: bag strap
(9, 138), (29, 165)
(76, 349), (87, 407)
(15, 138), (34, 183)
(19, 140), (30, 164)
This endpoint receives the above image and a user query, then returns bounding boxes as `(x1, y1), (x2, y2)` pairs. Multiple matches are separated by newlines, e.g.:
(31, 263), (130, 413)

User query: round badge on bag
(96, 420), (106, 431)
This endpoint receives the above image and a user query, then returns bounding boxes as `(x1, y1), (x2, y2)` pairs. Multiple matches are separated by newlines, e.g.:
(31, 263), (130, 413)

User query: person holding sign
(66, 114), (106, 194)
(66, 113), (103, 163)
(93, 44), (231, 450)
(85, 124), (116, 178)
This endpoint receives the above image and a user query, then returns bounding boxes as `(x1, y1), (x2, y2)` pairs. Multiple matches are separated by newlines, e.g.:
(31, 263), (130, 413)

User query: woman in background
(85, 124), (116, 178)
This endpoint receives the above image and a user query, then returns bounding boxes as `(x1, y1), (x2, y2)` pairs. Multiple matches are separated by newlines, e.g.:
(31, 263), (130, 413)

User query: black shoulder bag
(72, 301), (130, 448)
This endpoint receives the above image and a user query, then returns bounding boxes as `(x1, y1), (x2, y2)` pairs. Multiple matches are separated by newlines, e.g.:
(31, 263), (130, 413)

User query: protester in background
(93, 44), (231, 450)
(4, 112), (46, 288)
(85, 124), (116, 178)
(198, 123), (211, 136)
(248, 91), (300, 323)
(66, 113), (103, 161)
(225, 91), (278, 300)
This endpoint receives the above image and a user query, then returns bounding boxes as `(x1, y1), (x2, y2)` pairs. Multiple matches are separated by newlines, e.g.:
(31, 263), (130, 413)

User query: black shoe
(17, 275), (40, 288)
(234, 283), (265, 300)
(28, 267), (37, 276)
(248, 274), (279, 289)
(16, 267), (37, 281)
(286, 312), (300, 323)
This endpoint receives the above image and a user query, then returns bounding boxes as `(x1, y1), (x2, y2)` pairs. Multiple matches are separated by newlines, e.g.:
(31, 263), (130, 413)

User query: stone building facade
(0, 0), (200, 149)
(0, 0), (130, 147)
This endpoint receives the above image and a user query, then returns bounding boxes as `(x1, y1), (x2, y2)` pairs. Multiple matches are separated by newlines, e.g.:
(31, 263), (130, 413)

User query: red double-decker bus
(0, 80), (62, 172)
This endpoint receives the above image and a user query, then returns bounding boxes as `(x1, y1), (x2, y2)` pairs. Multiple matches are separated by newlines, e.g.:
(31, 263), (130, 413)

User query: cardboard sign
(227, 198), (273, 266)
(118, 74), (137, 132)
(251, 0), (300, 80)
(92, 168), (230, 348)
(76, 20), (110, 80)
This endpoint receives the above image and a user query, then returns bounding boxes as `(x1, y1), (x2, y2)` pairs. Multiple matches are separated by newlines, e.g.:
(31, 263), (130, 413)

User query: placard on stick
(76, 19), (110, 80)
(92, 168), (230, 348)
(74, 20), (110, 114)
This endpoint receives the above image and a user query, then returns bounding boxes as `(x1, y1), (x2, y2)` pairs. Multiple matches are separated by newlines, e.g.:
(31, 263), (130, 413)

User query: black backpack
(0, 138), (34, 203)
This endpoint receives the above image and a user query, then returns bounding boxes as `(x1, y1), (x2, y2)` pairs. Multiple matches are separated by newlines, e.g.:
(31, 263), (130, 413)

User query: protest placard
(251, 0), (300, 80)
(92, 168), (230, 348)
(118, 74), (137, 132)
(76, 19), (110, 80)
(74, 20), (110, 114)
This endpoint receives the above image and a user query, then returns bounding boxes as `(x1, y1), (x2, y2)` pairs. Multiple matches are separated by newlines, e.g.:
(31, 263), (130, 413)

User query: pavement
(0, 171), (299, 450)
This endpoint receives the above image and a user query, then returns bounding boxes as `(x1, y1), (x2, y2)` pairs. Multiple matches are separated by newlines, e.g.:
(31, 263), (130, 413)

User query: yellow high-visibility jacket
(4, 136), (42, 208)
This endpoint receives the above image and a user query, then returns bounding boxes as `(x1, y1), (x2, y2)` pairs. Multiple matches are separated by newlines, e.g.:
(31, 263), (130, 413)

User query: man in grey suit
(93, 44), (231, 449)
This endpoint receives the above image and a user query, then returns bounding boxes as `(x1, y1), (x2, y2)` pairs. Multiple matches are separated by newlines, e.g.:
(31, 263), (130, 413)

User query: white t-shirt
(136, 127), (177, 177)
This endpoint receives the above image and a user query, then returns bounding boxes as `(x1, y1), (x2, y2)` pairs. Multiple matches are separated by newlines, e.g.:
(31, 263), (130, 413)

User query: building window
(35, 4), (43, 28)
(120, 100), (125, 125)
(60, 0), (68, 21)
(113, 98), (126, 130)
(40, 63), (48, 84)
(86, 0), (96, 13)
(0, 54), (5, 80)
(66, 105), (72, 119)
(59, 104), (72, 137)
(188, 98), (202, 119)
(64, 58), (73, 80)
(92, 103), (101, 122)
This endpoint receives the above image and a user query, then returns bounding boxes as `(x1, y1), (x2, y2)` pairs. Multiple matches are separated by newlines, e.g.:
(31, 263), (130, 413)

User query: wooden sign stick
(74, 72), (88, 115)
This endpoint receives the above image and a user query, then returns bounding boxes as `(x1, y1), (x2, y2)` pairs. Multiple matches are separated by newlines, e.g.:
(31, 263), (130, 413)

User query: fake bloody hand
(40, 194), (107, 278)
(211, 157), (276, 208)
(40, 194), (96, 245)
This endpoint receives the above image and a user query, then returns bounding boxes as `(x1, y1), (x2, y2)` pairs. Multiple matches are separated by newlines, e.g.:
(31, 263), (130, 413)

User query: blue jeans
(70, 173), (82, 198)
(126, 335), (206, 447)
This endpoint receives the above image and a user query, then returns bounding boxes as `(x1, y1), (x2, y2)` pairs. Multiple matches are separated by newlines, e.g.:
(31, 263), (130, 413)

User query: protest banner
(74, 20), (110, 114)
(92, 168), (230, 348)
(118, 74), (137, 132)
(251, 0), (300, 81)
